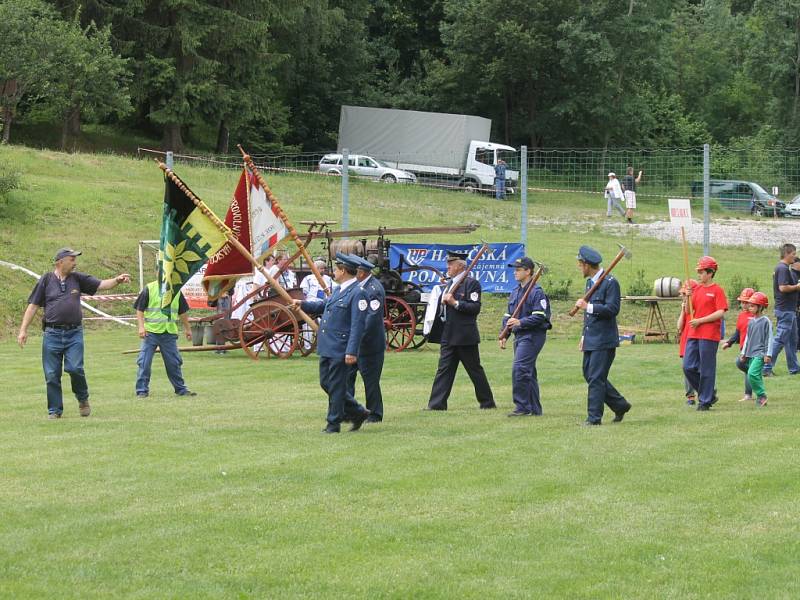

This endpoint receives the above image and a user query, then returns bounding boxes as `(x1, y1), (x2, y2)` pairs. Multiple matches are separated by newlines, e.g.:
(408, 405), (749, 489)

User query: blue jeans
(495, 178), (506, 199)
(765, 310), (799, 373)
(42, 327), (89, 415)
(135, 332), (188, 394)
(682, 338), (719, 406)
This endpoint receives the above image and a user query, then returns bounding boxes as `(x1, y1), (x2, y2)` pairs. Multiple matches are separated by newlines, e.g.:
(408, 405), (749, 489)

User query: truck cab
(462, 141), (519, 193)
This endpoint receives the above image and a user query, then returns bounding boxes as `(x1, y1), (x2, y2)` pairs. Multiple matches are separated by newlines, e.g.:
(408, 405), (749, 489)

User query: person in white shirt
(300, 260), (333, 300)
(604, 172), (625, 218)
(276, 253), (297, 289)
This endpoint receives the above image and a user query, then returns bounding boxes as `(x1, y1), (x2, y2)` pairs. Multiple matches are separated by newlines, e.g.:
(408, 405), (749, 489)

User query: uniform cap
(446, 250), (469, 262)
(608, 172), (616, 178)
(54, 248), (81, 262)
(696, 255), (718, 272)
(508, 257), (535, 270)
(748, 291), (769, 307)
(334, 252), (360, 269)
(576, 245), (602, 265)
(737, 287), (755, 302)
(350, 254), (376, 271)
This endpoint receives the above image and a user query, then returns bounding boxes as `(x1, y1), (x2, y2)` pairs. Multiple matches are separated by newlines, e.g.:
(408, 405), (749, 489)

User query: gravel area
(532, 216), (799, 249)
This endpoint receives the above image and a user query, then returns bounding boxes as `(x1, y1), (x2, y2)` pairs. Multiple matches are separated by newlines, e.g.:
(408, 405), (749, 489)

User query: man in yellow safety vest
(133, 281), (196, 398)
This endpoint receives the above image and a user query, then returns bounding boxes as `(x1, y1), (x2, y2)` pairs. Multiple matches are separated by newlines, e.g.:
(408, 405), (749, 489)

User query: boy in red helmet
(722, 287), (756, 402)
(739, 292), (773, 407)
(682, 256), (728, 411)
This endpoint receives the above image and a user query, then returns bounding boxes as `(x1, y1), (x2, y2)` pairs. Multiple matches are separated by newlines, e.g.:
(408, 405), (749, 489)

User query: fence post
(520, 146), (528, 252)
(342, 148), (349, 236)
(703, 143), (710, 255)
(166, 151), (174, 170)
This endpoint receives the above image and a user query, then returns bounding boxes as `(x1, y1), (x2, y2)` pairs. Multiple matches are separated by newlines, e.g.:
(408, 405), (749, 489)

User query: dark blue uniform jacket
(358, 275), (386, 355)
(502, 283), (552, 337)
(301, 281), (367, 358)
(582, 273), (621, 351)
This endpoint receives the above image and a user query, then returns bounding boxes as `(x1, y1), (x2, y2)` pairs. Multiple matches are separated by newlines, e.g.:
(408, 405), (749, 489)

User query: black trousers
(347, 351), (385, 419)
(427, 344), (495, 410)
(582, 348), (629, 423)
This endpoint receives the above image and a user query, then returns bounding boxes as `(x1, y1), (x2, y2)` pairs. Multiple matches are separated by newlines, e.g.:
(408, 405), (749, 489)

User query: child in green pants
(739, 292), (773, 407)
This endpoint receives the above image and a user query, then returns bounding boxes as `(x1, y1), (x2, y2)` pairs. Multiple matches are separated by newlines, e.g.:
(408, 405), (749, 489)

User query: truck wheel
(461, 179), (479, 193)
(381, 174), (397, 183)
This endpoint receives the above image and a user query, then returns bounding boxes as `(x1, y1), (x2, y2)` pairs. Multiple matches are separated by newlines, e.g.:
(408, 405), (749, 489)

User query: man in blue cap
(293, 252), (371, 433)
(573, 245), (631, 425)
(500, 257), (551, 416)
(347, 254), (386, 423)
(425, 249), (496, 411)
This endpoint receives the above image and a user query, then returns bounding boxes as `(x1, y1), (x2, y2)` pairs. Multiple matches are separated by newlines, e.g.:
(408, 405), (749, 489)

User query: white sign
(772, 186), (779, 196)
(182, 264), (211, 309)
(668, 199), (692, 228)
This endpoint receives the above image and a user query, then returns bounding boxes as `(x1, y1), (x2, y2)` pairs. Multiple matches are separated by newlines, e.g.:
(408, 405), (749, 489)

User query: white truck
(337, 105), (518, 193)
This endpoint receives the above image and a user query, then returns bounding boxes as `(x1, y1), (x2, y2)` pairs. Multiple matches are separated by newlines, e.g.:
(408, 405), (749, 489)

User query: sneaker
(79, 401), (91, 417)
(762, 371), (774, 377)
(48, 413), (62, 419)
(696, 403), (711, 411)
(686, 398), (696, 406)
(739, 394), (752, 402)
(176, 390), (197, 397)
(136, 392), (148, 398)
(507, 410), (531, 417)
(757, 396), (768, 407)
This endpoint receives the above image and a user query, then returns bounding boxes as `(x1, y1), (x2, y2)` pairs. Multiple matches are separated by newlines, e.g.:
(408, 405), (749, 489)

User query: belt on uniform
(45, 323), (81, 330)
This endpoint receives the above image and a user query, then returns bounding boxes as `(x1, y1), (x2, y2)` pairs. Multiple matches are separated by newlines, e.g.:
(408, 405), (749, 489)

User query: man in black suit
(573, 245), (631, 425)
(425, 250), (496, 411)
(347, 255), (386, 423)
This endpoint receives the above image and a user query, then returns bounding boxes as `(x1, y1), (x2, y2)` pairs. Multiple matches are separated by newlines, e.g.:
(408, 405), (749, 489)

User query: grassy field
(2, 331), (800, 598)
(2, 145), (799, 597)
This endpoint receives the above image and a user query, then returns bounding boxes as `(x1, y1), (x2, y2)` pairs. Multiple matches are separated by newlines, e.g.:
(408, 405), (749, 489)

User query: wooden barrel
(328, 239), (363, 259)
(653, 277), (681, 297)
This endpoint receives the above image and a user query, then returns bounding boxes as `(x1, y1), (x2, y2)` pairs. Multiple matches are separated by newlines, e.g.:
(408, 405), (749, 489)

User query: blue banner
(388, 243), (524, 294)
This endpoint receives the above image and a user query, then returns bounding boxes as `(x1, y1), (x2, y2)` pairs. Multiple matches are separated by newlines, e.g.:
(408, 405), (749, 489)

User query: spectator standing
(764, 243), (800, 376)
(494, 159), (507, 200)
(621, 166), (643, 224)
(604, 172), (625, 218)
(17, 248), (130, 418)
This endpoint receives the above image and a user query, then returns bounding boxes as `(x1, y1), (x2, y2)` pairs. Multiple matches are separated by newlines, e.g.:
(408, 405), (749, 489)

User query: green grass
(2, 332), (799, 598)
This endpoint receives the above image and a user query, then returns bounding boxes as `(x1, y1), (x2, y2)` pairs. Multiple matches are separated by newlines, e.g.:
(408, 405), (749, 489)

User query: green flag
(158, 176), (227, 308)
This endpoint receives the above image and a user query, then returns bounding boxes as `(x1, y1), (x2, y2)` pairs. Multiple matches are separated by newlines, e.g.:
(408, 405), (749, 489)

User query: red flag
(202, 169), (253, 299)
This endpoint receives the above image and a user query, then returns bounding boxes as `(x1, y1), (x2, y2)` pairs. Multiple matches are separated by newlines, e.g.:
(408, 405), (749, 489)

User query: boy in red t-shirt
(682, 256), (728, 411)
(677, 280), (698, 405)
(722, 288), (755, 401)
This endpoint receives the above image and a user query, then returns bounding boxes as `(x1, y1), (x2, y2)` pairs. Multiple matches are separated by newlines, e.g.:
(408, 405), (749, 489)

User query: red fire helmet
(696, 256), (718, 272)
(748, 291), (769, 307)
(737, 287), (755, 302)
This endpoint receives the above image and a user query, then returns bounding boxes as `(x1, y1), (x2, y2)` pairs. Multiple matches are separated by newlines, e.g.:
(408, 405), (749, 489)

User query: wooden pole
(681, 225), (693, 317)
(568, 246), (630, 317)
(498, 265), (545, 340)
(238, 145), (330, 296)
(444, 243), (490, 301)
(156, 160), (318, 331)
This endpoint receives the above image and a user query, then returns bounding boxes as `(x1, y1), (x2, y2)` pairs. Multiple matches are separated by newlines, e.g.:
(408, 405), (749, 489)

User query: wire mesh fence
(137, 145), (800, 216)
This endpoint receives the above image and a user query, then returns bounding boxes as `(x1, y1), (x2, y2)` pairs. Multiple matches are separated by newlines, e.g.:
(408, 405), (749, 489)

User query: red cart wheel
(239, 300), (299, 360)
(384, 296), (416, 352)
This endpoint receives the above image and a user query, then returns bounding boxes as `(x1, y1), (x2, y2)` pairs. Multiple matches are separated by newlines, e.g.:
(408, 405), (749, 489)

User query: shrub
(0, 164), (21, 200)
(626, 269), (652, 302)
(544, 276), (573, 300)
(726, 273), (760, 305)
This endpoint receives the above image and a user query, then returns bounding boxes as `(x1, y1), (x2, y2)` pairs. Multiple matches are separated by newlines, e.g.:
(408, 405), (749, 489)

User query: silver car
(786, 193), (800, 217)
(318, 153), (416, 183)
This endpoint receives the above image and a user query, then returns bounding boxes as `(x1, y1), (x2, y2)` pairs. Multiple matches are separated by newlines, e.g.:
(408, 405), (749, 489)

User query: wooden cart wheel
(408, 302), (428, 349)
(384, 296), (417, 352)
(298, 320), (318, 357)
(239, 300), (299, 360)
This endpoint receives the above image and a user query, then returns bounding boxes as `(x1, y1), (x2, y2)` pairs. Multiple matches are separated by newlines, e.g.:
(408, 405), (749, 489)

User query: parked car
(785, 193), (800, 217)
(690, 179), (786, 216)
(318, 153), (417, 183)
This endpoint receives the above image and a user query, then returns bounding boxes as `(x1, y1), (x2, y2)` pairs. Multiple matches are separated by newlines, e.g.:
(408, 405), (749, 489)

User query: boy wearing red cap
(722, 288), (756, 401)
(739, 292), (773, 407)
(682, 256), (728, 411)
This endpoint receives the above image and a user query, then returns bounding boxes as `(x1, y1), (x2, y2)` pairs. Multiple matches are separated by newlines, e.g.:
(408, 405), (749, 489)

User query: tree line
(1, 0), (798, 153)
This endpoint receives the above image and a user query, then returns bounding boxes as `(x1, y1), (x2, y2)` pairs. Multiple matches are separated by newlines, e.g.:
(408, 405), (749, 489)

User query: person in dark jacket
(573, 245), (631, 425)
(347, 255), (386, 423)
(500, 257), (551, 416)
(294, 253), (371, 433)
(425, 250), (496, 411)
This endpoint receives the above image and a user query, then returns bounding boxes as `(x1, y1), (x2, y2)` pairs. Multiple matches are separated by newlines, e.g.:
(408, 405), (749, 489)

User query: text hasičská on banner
(388, 243), (524, 294)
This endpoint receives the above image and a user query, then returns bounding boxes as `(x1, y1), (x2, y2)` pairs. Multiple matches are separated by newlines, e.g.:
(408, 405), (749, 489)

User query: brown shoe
(79, 401), (91, 417)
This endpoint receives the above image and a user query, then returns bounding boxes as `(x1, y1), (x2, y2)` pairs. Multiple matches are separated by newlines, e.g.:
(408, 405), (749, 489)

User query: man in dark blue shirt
(765, 243), (800, 375)
(494, 160), (507, 200)
(17, 248), (130, 418)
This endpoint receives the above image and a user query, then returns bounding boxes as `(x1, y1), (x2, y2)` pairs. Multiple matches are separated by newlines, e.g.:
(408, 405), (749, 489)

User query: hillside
(0, 144), (778, 336)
